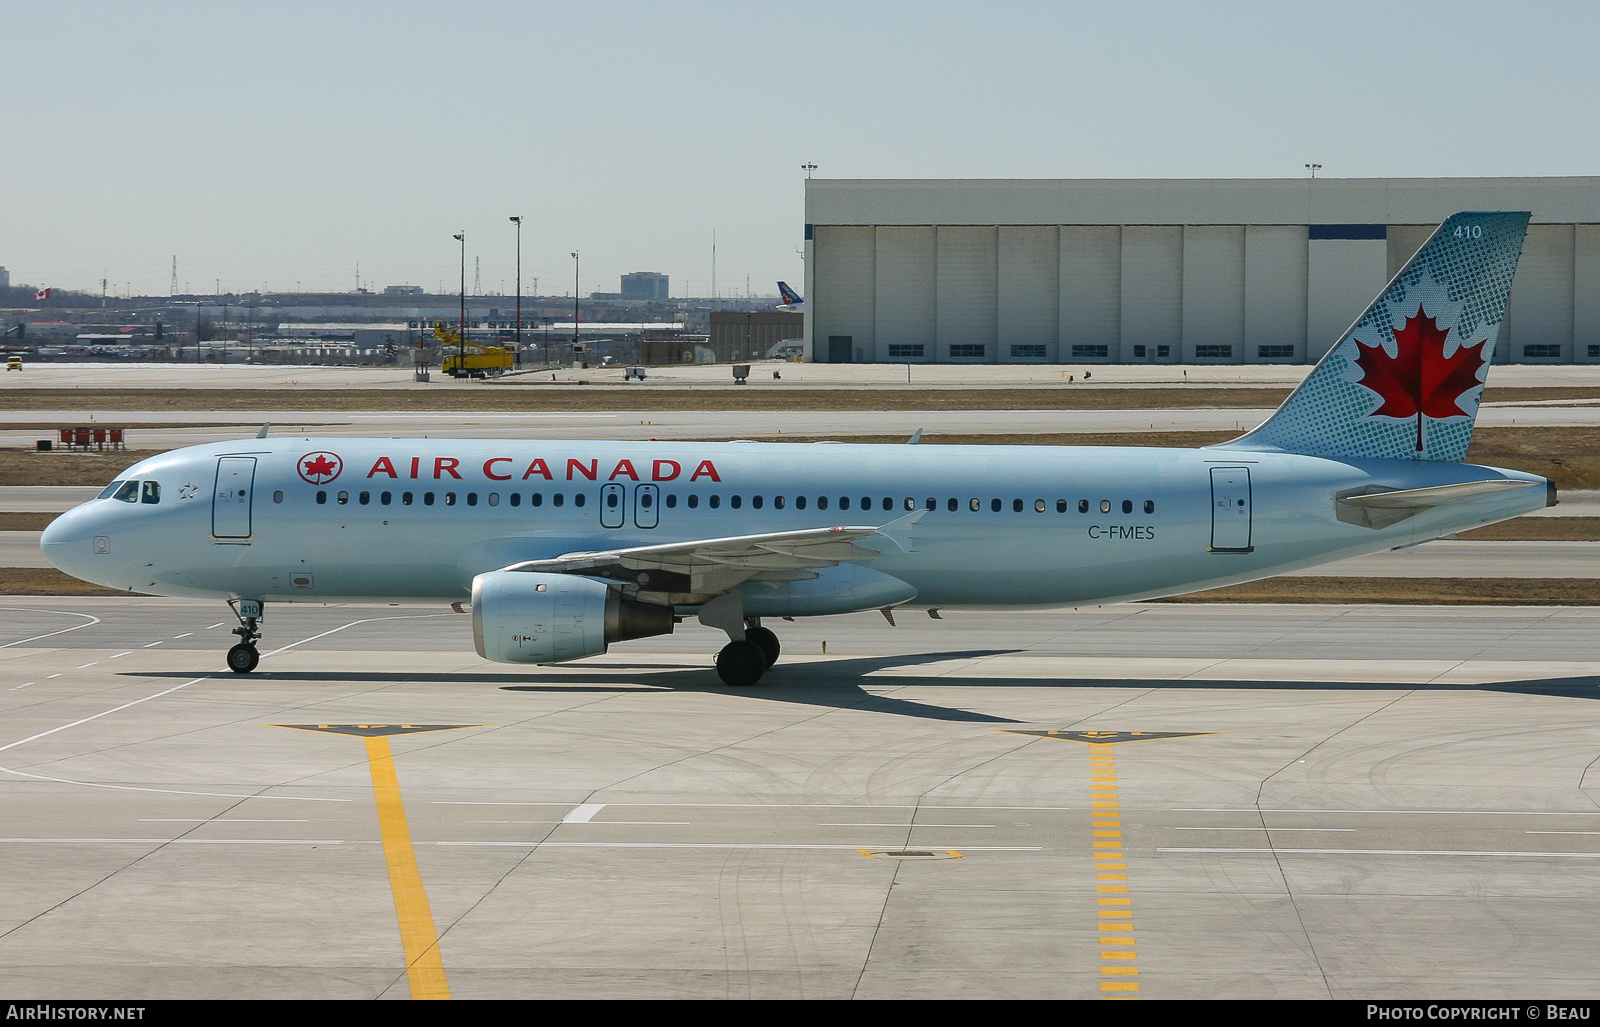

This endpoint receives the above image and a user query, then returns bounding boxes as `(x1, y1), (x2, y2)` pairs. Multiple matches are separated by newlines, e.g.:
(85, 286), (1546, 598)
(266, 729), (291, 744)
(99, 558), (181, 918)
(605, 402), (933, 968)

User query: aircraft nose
(39, 504), (109, 576)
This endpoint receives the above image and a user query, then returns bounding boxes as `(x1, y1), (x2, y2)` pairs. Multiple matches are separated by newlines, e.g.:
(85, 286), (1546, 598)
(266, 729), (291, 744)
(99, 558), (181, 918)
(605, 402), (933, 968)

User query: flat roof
(805, 176), (1600, 226)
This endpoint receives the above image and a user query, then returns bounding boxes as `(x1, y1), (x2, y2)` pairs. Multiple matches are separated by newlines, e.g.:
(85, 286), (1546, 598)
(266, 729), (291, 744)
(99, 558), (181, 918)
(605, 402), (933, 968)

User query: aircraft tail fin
(777, 281), (803, 308)
(1215, 211), (1529, 463)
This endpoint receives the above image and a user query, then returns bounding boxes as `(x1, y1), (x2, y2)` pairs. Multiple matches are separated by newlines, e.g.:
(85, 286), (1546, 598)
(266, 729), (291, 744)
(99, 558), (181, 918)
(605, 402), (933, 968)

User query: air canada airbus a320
(42, 212), (1553, 686)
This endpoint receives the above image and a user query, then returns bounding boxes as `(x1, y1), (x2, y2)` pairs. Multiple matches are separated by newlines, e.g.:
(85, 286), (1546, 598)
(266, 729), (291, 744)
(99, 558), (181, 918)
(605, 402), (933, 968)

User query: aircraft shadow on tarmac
(134, 647), (1600, 723)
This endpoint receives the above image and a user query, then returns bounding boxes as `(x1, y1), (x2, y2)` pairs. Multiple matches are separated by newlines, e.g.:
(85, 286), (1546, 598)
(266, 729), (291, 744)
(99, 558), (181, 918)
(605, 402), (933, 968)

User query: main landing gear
(715, 620), (781, 687)
(226, 599), (263, 674)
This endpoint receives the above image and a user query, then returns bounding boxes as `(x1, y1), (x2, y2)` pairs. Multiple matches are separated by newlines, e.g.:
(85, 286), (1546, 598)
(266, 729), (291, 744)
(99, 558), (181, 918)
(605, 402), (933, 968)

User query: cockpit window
(99, 480), (126, 500)
(112, 480), (139, 504)
(140, 481), (161, 504)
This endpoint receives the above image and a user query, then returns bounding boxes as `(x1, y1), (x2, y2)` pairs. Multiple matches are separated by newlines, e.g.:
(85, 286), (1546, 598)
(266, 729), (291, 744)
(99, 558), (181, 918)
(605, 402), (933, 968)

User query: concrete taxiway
(2, 597), (1599, 999)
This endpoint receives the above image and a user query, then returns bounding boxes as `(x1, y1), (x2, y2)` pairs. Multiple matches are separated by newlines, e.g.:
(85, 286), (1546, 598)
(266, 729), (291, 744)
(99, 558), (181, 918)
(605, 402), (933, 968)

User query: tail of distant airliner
(776, 281), (804, 311)
(1217, 211), (1529, 463)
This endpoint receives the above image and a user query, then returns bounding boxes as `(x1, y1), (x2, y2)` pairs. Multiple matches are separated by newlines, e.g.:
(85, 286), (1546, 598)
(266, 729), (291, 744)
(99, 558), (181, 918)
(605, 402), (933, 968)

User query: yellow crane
(432, 323), (513, 378)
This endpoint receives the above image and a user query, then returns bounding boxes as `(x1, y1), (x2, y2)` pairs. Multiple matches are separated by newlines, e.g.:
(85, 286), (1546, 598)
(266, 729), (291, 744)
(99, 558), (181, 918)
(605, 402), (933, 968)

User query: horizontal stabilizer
(1336, 479), (1538, 529)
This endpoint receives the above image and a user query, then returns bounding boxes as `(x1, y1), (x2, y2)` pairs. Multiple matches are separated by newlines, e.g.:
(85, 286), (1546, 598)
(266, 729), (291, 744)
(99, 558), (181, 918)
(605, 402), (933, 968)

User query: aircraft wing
(499, 525), (889, 603)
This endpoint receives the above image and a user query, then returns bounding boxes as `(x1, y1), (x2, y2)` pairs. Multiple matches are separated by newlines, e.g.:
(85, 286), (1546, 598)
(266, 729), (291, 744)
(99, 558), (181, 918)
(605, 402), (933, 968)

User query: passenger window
(1012, 499), (1023, 512)
(99, 480), (126, 500)
(731, 495), (743, 509)
(445, 493), (457, 506)
(947, 498), (957, 512)
(970, 498), (980, 512)
(751, 495), (762, 510)
(818, 496), (828, 510)
(424, 492), (435, 506)
(532, 493), (543, 507)
(774, 496), (785, 510)
(709, 495), (720, 509)
(467, 493), (478, 506)
(553, 493), (564, 507)
(640, 492), (653, 509)
(1122, 500), (1133, 514)
(574, 493), (586, 507)
(1144, 500), (1155, 514)
(113, 480), (139, 503)
(1079, 500), (1089, 513)
(337, 491), (349, 505)
(990, 498), (1001, 512)
(1056, 499), (1067, 513)
(509, 493), (520, 507)
(666, 494), (677, 508)
(488, 493), (499, 506)
(795, 496), (805, 510)
(1035, 499), (1046, 513)
(688, 494), (699, 509)
(839, 497), (850, 511)
(140, 481), (161, 504)
(904, 497), (915, 511)
(881, 497), (892, 510)
(402, 492), (413, 505)
(358, 491), (370, 505)
(274, 490), (284, 504)
(381, 492), (392, 505)
(607, 491), (620, 508)
(316, 491), (327, 505)
(1100, 500), (1111, 513)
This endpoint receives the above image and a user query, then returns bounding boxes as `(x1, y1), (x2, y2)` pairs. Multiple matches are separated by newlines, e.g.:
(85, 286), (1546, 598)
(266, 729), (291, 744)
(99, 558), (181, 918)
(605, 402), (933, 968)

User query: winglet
(255, 423), (271, 439)
(907, 428), (924, 445)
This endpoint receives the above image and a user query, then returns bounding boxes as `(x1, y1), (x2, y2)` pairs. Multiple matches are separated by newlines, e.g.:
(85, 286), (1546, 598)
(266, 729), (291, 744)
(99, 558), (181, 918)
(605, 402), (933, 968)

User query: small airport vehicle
(43, 213), (1553, 685)
(435, 323), (512, 378)
(5, 354), (21, 370)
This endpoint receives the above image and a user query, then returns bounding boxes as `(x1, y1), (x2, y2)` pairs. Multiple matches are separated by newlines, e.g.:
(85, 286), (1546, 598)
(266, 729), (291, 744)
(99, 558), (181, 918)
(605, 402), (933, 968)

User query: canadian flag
(33, 288), (52, 300)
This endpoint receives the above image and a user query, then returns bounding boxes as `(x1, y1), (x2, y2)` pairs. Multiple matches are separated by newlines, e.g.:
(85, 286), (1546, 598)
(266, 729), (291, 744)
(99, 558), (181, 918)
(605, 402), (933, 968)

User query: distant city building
(383, 284), (425, 296)
(0, 267), (9, 291)
(621, 272), (669, 300)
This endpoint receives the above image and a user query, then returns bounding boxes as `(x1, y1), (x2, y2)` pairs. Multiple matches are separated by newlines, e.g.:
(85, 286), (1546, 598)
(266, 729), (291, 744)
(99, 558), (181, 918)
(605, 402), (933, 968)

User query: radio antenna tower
(473, 257), (482, 296)
(170, 256), (178, 296)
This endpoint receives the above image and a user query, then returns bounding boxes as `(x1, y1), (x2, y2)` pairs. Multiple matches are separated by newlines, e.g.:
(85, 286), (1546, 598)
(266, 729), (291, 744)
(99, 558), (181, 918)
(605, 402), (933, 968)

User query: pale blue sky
(4, 1), (1596, 298)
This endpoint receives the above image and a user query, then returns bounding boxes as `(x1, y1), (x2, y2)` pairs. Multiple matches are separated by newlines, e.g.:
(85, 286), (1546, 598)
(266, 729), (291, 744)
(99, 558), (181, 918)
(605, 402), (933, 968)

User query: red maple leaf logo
(298, 451), (342, 484)
(1353, 305), (1486, 452)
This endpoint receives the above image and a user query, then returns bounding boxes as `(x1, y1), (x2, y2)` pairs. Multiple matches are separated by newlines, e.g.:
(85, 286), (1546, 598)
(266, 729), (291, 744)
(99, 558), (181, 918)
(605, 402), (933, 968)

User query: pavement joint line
(1159, 848), (1600, 857)
(1173, 807), (1600, 816)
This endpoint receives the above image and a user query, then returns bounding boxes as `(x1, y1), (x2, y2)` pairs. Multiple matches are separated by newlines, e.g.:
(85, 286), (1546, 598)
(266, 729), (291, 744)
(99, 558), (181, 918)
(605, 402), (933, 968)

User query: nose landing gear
(226, 599), (263, 674)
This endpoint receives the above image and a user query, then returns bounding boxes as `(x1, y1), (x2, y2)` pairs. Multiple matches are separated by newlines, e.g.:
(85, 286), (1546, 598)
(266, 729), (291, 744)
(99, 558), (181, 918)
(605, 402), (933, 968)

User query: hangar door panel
(1209, 466), (1252, 552)
(212, 457), (256, 539)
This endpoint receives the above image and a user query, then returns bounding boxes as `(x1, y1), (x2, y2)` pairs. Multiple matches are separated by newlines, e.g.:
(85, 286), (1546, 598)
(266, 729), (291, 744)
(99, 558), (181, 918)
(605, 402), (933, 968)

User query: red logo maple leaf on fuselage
(303, 455), (337, 478)
(1353, 305), (1486, 452)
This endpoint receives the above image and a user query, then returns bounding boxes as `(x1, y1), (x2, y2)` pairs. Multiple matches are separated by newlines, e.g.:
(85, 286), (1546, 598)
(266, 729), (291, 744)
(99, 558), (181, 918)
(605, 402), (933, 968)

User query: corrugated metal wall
(812, 221), (1597, 363)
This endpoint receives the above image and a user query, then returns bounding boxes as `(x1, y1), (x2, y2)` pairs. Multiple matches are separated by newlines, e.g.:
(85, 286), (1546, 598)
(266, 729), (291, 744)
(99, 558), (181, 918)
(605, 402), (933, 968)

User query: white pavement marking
(0, 609), (100, 649)
(1175, 808), (1600, 816)
(1172, 826), (1355, 832)
(562, 803), (605, 823)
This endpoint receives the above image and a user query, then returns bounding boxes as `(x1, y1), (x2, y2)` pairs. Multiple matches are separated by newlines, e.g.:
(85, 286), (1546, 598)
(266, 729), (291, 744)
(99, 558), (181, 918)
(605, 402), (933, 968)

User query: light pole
(453, 231), (466, 374)
(509, 216), (522, 367)
(1305, 163), (1322, 179)
(571, 250), (580, 366)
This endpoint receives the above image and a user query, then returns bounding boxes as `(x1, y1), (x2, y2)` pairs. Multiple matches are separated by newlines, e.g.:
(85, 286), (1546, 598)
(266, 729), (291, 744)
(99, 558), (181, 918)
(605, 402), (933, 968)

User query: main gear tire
(745, 626), (780, 668)
(715, 640), (767, 687)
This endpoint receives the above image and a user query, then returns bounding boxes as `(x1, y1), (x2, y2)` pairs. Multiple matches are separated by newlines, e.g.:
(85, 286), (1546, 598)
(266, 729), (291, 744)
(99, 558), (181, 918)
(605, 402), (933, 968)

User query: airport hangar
(801, 176), (1600, 365)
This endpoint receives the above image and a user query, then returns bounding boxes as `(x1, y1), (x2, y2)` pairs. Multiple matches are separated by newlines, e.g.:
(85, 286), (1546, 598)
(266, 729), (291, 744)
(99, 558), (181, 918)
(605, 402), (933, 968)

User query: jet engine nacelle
(472, 570), (674, 664)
